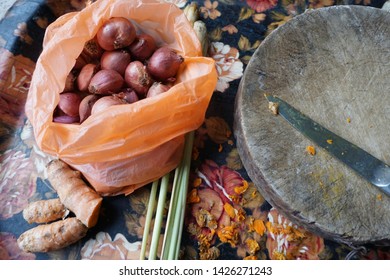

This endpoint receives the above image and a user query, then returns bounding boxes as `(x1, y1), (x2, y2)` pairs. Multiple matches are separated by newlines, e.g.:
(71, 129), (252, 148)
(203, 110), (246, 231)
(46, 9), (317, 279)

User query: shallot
(146, 46), (184, 82)
(146, 82), (171, 98)
(115, 88), (139, 104)
(96, 17), (136, 51)
(58, 92), (82, 117)
(79, 95), (100, 123)
(91, 95), (127, 115)
(77, 63), (99, 92)
(100, 50), (131, 76)
(88, 69), (124, 94)
(128, 34), (157, 61)
(124, 61), (153, 96)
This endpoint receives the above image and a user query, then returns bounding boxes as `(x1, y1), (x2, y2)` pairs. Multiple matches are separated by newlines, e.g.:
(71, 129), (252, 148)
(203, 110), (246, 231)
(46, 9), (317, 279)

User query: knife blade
(265, 94), (390, 196)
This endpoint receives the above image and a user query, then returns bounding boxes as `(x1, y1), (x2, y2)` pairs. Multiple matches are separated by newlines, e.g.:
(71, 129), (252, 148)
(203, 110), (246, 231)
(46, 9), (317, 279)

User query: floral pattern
(0, 0), (389, 260)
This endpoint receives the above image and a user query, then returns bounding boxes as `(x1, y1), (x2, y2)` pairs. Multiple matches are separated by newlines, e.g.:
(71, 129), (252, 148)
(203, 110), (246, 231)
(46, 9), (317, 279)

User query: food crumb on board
(347, 117), (351, 123)
(326, 139), (333, 144)
(377, 194), (383, 201)
(268, 101), (279, 115)
(306, 145), (316, 155)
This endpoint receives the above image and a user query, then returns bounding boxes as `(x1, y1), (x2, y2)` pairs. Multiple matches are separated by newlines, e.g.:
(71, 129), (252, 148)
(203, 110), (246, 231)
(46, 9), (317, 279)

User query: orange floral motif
(200, 0), (221, 20)
(222, 24), (238, 34)
(209, 42), (243, 92)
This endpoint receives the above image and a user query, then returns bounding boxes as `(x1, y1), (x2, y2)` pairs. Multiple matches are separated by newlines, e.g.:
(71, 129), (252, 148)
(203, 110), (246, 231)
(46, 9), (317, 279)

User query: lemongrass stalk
(139, 180), (159, 260)
(161, 166), (182, 259)
(166, 131), (194, 259)
(148, 173), (170, 260)
(174, 131), (194, 259)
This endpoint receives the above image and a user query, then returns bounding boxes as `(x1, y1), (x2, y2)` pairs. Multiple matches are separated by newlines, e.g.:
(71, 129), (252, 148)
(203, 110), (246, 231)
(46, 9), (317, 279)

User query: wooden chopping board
(234, 6), (390, 245)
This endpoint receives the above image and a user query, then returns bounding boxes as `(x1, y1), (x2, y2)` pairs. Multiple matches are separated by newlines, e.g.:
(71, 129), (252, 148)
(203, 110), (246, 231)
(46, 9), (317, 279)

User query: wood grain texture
(234, 6), (390, 245)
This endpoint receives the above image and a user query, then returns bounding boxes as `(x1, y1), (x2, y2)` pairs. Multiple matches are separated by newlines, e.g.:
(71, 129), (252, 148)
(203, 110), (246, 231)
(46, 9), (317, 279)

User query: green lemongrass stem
(168, 131), (195, 259)
(161, 166), (182, 259)
(140, 180), (159, 260)
(148, 173), (170, 260)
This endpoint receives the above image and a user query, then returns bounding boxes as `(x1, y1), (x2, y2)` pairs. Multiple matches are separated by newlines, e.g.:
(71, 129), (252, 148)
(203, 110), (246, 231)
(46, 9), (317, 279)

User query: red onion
(79, 94), (100, 123)
(77, 63), (99, 92)
(91, 95), (127, 115)
(88, 69), (124, 94)
(128, 34), (157, 61)
(146, 82), (172, 98)
(58, 92), (82, 117)
(96, 17), (136, 51)
(100, 50), (131, 76)
(146, 46), (184, 82)
(124, 61), (153, 96)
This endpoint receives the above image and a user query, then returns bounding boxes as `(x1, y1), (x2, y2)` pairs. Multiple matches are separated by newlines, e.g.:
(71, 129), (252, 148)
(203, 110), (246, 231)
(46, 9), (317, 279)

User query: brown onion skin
(128, 34), (157, 61)
(91, 95), (126, 115)
(88, 69), (124, 94)
(124, 61), (153, 96)
(79, 94), (100, 123)
(58, 92), (82, 117)
(100, 50), (131, 76)
(146, 46), (184, 82)
(63, 71), (76, 92)
(96, 17), (136, 51)
(146, 82), (172, 98)
(77, 63), (99, 92)
(82, 37), (104, 60)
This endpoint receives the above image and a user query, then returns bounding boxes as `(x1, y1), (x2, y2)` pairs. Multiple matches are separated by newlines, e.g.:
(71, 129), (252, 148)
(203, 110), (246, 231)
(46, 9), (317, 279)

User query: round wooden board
(234, 6), (390, 245)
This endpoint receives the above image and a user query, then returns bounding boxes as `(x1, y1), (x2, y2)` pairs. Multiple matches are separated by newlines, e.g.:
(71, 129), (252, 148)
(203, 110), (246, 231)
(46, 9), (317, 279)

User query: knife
(265, 94), (390, 196)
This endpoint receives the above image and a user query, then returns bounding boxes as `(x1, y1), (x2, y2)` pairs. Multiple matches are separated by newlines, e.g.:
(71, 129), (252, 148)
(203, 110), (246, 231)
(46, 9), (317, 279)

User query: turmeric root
(23, 198), (68, 224)
(17, 217), (88, 252)
(46, 159), (103, 228)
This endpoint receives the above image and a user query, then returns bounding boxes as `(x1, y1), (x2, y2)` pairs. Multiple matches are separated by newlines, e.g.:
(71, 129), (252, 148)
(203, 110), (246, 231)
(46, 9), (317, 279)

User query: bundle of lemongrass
(139, 3), (209, 260)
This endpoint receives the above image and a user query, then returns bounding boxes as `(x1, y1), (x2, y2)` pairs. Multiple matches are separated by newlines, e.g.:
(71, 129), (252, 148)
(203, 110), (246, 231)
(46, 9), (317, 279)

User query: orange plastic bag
(25, 0), (217, 196)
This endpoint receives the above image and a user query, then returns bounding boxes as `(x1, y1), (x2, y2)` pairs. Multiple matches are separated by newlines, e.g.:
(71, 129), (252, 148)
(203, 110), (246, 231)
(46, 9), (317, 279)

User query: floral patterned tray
(1, 0), (389, 260)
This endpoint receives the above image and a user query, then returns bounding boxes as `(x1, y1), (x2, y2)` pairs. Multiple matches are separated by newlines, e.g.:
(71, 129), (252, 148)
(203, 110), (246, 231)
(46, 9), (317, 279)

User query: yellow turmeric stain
(217, 225), (239, 247)
(245, 238), (260, 255)
(193, 178), (202, 188)
(224, 203), (236, 219)
(243, 255), (258, 260)
(253, 219), (266, 236)
(272, 250), (286, 260)
(306, 145), (316, 155)
(187, 189), (200, 203)
(234, 180), (249, 195)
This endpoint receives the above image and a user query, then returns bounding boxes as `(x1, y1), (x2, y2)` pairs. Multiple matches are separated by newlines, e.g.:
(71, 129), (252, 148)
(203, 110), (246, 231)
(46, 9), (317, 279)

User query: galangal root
(17, 159), (103, 253)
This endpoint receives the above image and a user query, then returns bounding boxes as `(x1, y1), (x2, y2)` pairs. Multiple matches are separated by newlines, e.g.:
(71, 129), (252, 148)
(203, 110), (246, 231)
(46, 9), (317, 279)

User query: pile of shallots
(54, 17), (184, 124)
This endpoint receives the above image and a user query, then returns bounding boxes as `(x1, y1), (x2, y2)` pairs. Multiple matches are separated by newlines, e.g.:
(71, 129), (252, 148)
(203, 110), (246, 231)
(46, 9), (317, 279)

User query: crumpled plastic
(25, 0), (217, 196)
